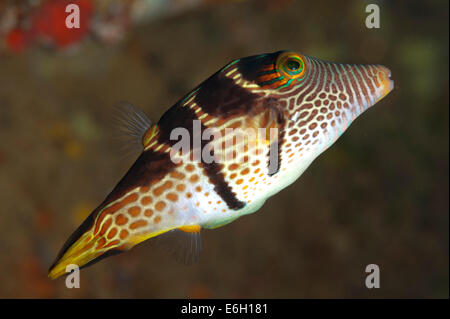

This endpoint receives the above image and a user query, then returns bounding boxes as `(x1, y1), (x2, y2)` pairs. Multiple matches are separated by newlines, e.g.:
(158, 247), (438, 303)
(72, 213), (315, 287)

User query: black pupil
(286, 59), (300, 71)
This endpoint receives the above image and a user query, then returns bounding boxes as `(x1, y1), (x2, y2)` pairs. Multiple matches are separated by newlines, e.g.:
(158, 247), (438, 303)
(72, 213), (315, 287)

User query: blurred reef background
(0, 0), (448, 298)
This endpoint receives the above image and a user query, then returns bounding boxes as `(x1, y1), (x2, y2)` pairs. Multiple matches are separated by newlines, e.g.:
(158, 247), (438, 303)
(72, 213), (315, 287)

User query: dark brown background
(0, 0), (448, 298)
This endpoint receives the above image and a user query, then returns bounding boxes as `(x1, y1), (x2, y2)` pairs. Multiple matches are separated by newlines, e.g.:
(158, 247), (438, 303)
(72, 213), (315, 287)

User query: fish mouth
(376, 66), (394, 102)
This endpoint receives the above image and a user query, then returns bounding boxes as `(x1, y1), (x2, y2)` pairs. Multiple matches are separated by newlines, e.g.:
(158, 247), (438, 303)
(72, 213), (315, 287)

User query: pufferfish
(48, 50), (394, 279)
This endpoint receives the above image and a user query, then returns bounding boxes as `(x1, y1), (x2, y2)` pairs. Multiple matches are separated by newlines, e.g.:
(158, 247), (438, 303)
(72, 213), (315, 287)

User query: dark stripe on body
(160, 100), (246, 210)
(194, 73), (262, 117)
(157, 102), (202, 147)
(237, 51), (285, 83)
(201, 161), (246, 210)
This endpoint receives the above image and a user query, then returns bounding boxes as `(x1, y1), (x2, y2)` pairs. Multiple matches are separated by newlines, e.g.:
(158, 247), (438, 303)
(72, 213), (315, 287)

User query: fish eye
(286, 59), (301, 71)
(277, 52), (306, 79)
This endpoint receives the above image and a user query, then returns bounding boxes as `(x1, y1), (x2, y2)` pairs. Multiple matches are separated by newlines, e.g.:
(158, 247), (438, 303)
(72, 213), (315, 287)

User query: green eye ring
(276, 52), (306, 79)
(282, 57), (304, 76)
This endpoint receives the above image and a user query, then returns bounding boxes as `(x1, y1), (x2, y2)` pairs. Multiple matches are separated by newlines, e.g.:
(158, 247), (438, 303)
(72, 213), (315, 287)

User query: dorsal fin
(112, 101), (153, 157)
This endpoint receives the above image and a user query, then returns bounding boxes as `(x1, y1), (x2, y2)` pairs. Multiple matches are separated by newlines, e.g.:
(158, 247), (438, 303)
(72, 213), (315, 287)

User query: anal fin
(154, 225), (202, 264)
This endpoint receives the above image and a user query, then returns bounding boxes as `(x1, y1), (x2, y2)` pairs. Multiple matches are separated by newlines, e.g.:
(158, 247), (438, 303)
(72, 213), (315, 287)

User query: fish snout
(374, 65), (394, 103)
(337, 63), (394, 112)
